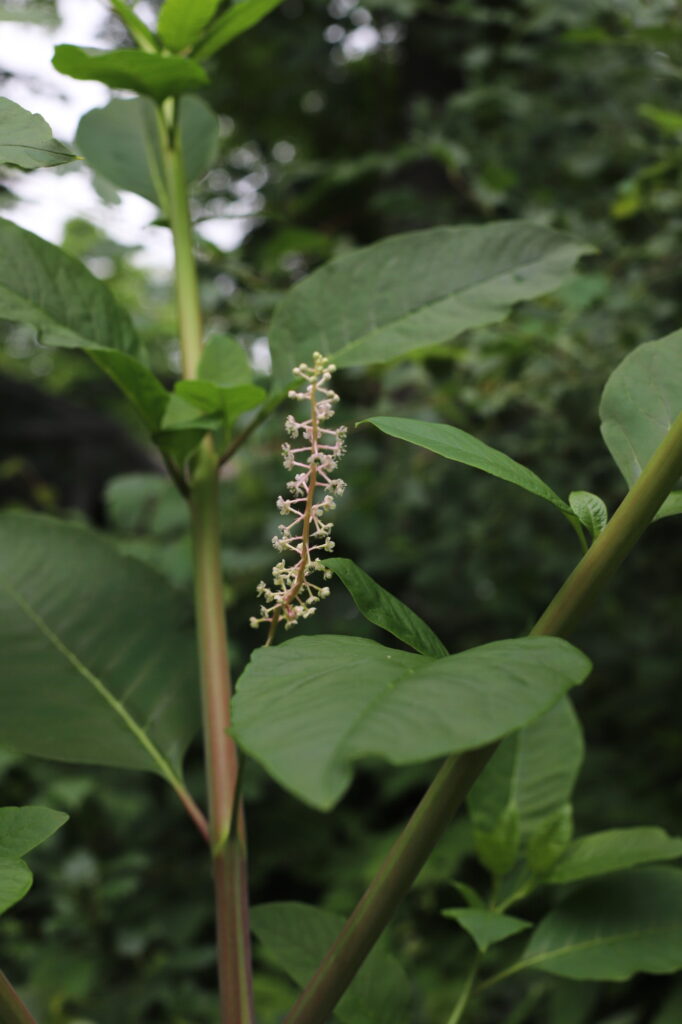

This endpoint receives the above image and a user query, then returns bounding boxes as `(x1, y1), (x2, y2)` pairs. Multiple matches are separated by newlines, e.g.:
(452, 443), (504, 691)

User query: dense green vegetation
(1, 0), (682, 1021)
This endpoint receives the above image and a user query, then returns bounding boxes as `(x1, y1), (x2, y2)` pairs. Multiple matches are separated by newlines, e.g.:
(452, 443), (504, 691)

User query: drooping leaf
(251, 902), (410, 1024)
(232, 635), (590, 810)
(0, 512), (200, 780)
(322, 557), (448, 658)
(0, 97), (75, 169)
(0, 220), (171, 434)
(194, 0), (286, 59)
(76, 96), (219, 205)
(158, 0), (221, 51)
(109, 0), (158, 51)
(0, 858), (32, 917)
(363, 417), (572, 516)
(268, 221), (594, 392)
(568, 491), (608, 540)
(443, 907), (531, 953)
(468, 699), (584, 843)
(599, 328), (682, 519)
(526, 804), (574, 877)
(0, 807), (68, 859)
(519, 867), (682, 980)
(52, 45), (208, 103)
(547, 827), (682, 885)
(0, 218), (138, 354)
(198, 334), (254, 387)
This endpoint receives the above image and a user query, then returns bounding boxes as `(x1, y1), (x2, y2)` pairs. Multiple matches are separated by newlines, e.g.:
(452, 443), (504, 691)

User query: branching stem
(158, 98), (255, 1024)
(283, 410), (682, 1024)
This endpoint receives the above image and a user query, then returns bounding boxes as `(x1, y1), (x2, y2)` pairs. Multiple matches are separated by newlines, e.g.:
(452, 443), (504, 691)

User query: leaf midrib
(521, 920), (682, 971)
(3, 579), (184, 789)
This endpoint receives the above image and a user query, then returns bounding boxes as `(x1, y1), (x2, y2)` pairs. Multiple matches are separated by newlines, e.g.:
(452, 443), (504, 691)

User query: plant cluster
(0, 2), (681, 1024)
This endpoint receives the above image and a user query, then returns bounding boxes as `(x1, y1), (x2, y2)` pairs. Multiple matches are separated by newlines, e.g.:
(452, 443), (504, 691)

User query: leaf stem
(0, 971), (38, 1024)
(283, 409), (682, 1024)
(445, 953), (481, 1024)
(159, 99), (255, 1023)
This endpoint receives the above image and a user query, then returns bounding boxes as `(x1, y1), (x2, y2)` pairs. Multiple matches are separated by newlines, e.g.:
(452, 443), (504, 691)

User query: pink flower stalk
(251, 352), (347, 641)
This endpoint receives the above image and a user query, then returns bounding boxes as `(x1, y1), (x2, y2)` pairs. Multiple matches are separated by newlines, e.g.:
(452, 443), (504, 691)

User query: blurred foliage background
(1, 0), (682, 1021)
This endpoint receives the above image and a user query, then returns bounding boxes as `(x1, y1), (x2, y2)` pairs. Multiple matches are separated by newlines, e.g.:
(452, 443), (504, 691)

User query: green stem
(0, 971), (37, 1024)
(159, 100), (255, 1023)
(445, 953), (481, 1024)
(283, 409), (682, 1024)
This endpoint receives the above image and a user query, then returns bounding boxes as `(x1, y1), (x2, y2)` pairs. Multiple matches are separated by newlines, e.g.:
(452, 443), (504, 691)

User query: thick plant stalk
(0, 971), (38, 1024)
(159, 101), (255, 1023)
(284, 410), (682, 1024)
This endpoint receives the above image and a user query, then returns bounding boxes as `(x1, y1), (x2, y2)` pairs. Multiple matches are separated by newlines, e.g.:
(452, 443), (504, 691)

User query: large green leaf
(0, 218), (137, 353)
(519, 867), (682, 980)
(443, 907), (530, 953)
(322, 557), (448, 658)
(76, 96), (219, 206)
(547, 827), (682, 885)
(468, 699), (584, 843)
(364, 416), (572, 516)
(0, 219), (170, 434)
(158, 0), (221, 51)
(52, 46), (208, 103)
(268, 221), (594, 392)
(0, 97), (75, 169)
(0, 807), (68, 859)
(0, 858), (32, 917)
(194, 0), (286, 59)
(599, 328), (682, 519)
(251, 902), (410, 1024)
(0, 512), (200, 780)
(232, 635), (590, 810)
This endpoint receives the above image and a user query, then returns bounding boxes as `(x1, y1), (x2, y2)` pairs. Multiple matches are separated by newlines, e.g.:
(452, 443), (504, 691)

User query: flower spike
(251, 352), (347, 642)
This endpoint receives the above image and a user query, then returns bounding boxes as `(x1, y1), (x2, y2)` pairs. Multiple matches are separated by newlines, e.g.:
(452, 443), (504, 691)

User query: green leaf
(0, 97), (75, 169)
(194, 0), (285, 60)
(198, 334), (254, 387)
(657, 491), (682, 520)
(91, 350), (169, 433)
(638, 102), (682, 136)
(0, 218), (137, 354)
(443, 907), (531, 953)
(174, 380), (265, 427)
(76, 95), (218, 206)
(568, 491), (608, 540)
(0, 807), (68, 859)
(158, 0), (221, 51)
(474, 803), (520, 877)
(0, 512), (200, 779)
(0, 219), (171, 434)
(599, 328), (682, 519)
(232, 635), (590, 810)
(547, 827), (682, 885)
(251, 901), (410, 1024)
(322, 557), (448, 658)
(52, 45), (208, 104)
(0, 858), (32, 917)
(363, 417), (572, 516)
(527, 803), (574, 877)
(451, 881), (486, 909)
(269, 221), (594, 392)
(519, 867), (682, 980)
(468, 699), (584, 843)
(109, 0), (158, 51)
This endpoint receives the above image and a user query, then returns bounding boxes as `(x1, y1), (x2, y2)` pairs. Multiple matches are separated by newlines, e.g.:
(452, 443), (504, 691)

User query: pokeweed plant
(0, 3), (681, 1023)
